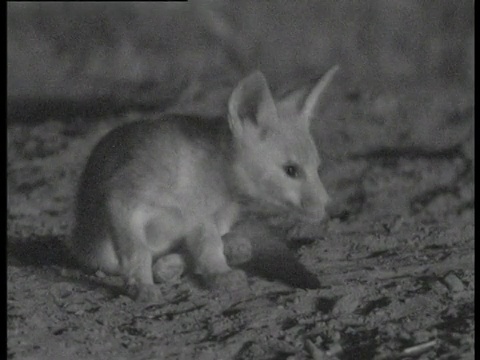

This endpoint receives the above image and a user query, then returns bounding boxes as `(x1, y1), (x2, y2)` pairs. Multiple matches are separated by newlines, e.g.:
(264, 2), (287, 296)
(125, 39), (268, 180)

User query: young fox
(70, 67), (338, 298)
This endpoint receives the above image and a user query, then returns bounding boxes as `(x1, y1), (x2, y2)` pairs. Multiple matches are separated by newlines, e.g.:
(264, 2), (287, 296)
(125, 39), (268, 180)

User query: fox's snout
(299, 178), (330, 221)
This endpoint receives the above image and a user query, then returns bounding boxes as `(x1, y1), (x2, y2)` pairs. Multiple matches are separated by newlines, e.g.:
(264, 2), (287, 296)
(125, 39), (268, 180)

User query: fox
(69, 66), (338, 300)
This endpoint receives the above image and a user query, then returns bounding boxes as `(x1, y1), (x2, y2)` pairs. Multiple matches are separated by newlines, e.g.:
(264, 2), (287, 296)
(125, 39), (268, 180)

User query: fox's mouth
(239, 196), (291, 216)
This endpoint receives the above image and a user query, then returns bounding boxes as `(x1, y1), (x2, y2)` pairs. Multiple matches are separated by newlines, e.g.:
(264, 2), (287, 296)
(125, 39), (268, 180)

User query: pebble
(443, 273), (464, 292)
(332, 293), (360, 315)
(95, 270), (106, 278)
(326, 343), (343, 356)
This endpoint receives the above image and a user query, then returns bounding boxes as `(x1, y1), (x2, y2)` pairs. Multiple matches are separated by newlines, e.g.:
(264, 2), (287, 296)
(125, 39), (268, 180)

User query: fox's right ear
(300, 65), (339, 122)
(228, 71), (279, 138)
(277, 65), (339, 128)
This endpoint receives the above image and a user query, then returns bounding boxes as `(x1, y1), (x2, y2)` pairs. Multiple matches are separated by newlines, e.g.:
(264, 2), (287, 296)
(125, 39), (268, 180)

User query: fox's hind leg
(107, 198), (162, 301)
(186, 223), (248, 291)
(111, 231), (158, 301)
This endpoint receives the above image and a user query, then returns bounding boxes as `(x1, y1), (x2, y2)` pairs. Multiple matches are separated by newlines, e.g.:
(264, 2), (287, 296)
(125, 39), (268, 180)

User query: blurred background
(7, 1), (474, 122)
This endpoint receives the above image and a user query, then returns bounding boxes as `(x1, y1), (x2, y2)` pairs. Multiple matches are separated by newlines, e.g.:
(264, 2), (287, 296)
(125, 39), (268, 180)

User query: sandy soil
(7, 82), (474, 359)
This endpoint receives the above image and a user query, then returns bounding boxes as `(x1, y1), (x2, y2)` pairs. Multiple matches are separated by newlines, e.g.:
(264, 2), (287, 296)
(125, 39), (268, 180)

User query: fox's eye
(284, 164), (300, 179)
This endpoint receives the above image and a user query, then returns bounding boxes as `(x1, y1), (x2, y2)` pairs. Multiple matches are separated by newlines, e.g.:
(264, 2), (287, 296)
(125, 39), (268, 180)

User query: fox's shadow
(7, 234), (322, 292)
(238, 238), (322, 290)
(7, 236), (127, 296)
(8, 235), (76, 268)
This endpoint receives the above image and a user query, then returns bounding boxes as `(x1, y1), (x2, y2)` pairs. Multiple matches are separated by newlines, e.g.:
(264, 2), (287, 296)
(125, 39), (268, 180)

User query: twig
(402, 340), (437, 355)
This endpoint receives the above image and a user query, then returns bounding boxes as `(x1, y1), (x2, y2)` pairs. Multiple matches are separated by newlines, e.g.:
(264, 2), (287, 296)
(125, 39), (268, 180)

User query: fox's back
(77, 115), (235, 223)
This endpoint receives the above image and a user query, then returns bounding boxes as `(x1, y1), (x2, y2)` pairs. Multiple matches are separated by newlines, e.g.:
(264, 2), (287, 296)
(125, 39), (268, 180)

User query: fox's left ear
(228, 71), (279, 139)
(277, 65), (339, 127)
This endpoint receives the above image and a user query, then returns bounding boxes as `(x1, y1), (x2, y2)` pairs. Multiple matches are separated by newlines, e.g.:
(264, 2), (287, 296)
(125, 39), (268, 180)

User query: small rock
(443, 273), (464, 292)
(326, 343), (343, 356)
(95, 270), (106, 278)
(431, 280), (449, 295)
(332, 294), (360, 315)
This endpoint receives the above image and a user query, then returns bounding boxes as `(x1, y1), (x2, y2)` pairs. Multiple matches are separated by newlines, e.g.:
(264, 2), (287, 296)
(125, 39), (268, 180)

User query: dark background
(7, 1), (474, 121)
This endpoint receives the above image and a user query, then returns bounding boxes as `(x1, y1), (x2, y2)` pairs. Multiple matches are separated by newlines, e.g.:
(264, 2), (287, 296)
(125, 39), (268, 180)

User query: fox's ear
(301, 65), (339, 122)
(228, 71), (279, 137)
(277, 65), (339, 128)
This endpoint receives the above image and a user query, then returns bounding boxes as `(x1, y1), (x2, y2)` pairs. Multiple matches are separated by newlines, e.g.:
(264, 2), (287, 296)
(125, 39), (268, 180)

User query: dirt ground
(7, 79), (474, 360)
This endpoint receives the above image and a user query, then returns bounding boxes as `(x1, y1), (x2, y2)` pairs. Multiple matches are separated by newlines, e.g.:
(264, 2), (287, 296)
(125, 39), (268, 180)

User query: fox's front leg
(186, 223), (248, 290)
(187, 223), (230, 276)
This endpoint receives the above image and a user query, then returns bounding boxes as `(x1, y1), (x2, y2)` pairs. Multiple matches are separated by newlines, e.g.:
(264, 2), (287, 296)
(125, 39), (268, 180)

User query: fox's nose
(300, 178), (329, 221)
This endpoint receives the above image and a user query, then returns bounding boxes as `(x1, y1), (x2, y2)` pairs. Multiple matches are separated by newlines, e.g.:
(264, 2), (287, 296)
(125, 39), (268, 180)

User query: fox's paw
(152, 253), (186, 283)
